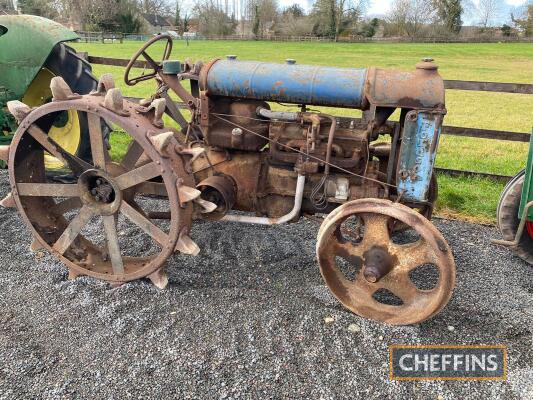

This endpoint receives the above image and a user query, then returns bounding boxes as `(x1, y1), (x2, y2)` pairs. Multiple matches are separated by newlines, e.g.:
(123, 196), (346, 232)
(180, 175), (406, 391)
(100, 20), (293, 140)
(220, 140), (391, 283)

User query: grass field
(73, 40), (533, 223)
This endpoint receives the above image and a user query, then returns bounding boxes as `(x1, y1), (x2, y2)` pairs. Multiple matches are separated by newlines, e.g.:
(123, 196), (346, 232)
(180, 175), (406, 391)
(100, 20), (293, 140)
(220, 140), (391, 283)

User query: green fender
(0, 15), (78, 101)
(519, 130), (533, 221)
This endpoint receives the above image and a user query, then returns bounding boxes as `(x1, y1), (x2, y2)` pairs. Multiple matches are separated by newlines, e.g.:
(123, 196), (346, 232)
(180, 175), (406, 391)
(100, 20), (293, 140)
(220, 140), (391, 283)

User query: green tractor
(495, 132), (533, 264)
(0, 15), (98, 169)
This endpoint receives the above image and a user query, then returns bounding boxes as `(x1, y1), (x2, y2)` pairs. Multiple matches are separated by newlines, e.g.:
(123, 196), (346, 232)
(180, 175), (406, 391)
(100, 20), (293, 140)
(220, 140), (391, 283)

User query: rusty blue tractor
(2, 34), (456, 325)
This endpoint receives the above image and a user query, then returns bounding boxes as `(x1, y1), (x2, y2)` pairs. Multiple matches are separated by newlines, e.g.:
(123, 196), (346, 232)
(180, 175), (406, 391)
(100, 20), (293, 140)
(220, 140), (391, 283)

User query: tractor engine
(184, 56), (445, 220)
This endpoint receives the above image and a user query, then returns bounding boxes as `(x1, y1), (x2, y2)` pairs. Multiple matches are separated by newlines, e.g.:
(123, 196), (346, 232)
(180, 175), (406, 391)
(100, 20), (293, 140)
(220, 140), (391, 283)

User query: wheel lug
(91, 189), (97, 195)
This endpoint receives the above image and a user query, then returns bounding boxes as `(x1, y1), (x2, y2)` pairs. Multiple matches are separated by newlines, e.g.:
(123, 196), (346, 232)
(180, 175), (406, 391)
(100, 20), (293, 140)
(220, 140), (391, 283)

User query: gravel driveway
(0, 170), (531, 399)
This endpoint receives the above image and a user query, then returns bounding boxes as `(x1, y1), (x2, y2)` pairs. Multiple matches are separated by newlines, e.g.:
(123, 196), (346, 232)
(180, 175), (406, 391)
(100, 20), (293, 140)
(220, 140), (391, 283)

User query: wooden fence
(75, 31), (533, 44)
(84, 54), (532, 183)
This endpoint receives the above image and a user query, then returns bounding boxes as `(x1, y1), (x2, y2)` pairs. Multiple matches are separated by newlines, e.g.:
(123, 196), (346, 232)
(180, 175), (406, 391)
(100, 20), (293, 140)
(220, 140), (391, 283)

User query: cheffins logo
(389, 345), (507, 381)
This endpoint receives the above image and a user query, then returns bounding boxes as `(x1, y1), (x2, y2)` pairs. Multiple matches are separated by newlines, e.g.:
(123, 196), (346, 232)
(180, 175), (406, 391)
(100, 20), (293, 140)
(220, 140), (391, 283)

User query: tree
(141, 0), (173, 16)
(248, 0), (279, 37)
(360, 17), (379, 37)
(312, 0), (368, 40)
(17, 0), (58, 18)
(278, 3), (312, 35)
(500, 23), (511, 36)
(434, 0), (463, 33)
(0, 0), (15, 12)
(252, 4), (260, 35)
(194, 0), (237, 36)
(386, 0), (434, 38)
(175, 0), (191, 33)
(282, 3), (305, 18)
(476, 0), (501, 27)
(512, 4), (533, 37)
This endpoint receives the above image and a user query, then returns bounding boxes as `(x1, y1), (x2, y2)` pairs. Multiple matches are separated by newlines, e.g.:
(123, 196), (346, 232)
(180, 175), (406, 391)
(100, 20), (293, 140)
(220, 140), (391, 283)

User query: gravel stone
(0, 170), (531, 399)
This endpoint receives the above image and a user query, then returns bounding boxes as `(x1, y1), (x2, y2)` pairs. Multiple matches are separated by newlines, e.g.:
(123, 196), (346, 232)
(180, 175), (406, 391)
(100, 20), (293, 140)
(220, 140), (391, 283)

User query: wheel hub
(78, 169), (122, 215)
(363, 246), (396, 283)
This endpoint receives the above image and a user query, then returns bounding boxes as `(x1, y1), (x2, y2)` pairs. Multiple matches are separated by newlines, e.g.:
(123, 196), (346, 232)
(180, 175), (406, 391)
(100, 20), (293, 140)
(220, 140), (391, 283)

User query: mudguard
(519, 131), (533, 221)
(0, 15), (78, 100)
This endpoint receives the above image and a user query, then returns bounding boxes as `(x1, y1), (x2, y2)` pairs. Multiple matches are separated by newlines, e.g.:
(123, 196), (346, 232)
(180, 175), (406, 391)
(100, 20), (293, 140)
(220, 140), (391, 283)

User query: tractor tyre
(22, 42), (106, 169)
(497, 170), (533, 265)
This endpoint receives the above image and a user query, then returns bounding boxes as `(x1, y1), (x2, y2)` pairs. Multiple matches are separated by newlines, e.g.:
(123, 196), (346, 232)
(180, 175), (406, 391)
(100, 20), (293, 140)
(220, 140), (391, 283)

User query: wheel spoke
(27, 124), (68, 165)
(141, 51), (159, 69)
(135, 181), (168, 196)
(102, 215), (124, 274)
(391, 239), (434, 272)
(121, 140), (144, 170)
(380, 271), (423, 305)
(115, 162), (161, 191)
(332, 238), (365, 263)
(52, 205), (93, 255)
(17, 183), (79, 197)
(351, 274), (378, 299)
(27, 124), (92, 173)
(361, 214), (391, 248)
(120, 200), (168, 246)
(87, 113), (108, 171)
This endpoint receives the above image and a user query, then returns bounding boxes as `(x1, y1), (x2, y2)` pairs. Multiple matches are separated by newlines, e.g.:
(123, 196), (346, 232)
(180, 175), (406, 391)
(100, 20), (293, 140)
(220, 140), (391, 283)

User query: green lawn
(73, 40), (533, 223)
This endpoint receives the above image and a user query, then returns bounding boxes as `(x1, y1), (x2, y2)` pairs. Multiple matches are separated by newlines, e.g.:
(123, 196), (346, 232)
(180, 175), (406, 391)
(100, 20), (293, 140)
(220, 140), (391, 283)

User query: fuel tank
(200, 58), (367, 108)
(199, 58), (445, 110)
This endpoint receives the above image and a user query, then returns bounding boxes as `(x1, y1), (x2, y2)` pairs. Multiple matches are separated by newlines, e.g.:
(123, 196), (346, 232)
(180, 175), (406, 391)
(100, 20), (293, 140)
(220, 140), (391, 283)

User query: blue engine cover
(205, 59), (368, 109)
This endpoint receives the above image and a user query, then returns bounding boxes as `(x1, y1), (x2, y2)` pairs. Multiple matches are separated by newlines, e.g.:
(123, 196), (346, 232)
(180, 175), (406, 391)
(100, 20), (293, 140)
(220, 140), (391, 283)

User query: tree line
(0, 0), (532, 39)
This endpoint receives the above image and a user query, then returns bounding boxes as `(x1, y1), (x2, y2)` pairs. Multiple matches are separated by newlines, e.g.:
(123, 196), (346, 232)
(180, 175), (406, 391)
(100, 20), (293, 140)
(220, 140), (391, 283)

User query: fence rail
(85, 54), (532, 183)
(75, 31), (533, 44)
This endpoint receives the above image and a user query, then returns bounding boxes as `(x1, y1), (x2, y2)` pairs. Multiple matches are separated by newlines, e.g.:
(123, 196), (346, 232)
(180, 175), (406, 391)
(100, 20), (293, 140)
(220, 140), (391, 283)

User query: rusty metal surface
(365, 61), (445, 110)
(8, 88), (193, 284)
(316, 198), (455, 325)
(197, 174), (237, 219)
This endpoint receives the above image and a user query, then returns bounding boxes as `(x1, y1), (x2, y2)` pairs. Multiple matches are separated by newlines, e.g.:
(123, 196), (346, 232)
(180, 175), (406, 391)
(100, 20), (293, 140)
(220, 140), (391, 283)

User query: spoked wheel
(7, 87), (196, 287)
(316, 199), (455, 325)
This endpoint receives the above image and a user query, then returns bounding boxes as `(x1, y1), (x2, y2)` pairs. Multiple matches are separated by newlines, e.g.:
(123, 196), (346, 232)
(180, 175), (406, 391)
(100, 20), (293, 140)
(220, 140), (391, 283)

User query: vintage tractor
(2, 35), (456, 325)
(0, 15), (99, 169)
(494, 133), (533, 264)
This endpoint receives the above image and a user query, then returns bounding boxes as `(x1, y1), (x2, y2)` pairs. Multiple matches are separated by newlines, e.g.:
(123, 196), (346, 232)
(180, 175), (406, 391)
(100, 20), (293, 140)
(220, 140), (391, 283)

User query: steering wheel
(124, 34), (173, 86)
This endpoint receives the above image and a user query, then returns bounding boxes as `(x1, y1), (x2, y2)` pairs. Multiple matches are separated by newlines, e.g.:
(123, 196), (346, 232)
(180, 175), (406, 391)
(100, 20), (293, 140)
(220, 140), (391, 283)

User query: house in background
(141, 13), (175, 34)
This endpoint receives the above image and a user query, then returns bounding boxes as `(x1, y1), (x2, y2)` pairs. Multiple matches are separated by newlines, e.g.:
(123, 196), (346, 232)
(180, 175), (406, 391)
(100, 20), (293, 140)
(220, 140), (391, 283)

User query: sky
(278, 0), (531, 25)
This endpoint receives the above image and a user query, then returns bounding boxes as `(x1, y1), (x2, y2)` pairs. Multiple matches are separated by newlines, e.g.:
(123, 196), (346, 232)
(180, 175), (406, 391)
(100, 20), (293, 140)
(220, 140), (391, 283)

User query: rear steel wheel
(497, 170), (533, 264)
(8, 92), (195, 286)
(316, 199), (455, 325)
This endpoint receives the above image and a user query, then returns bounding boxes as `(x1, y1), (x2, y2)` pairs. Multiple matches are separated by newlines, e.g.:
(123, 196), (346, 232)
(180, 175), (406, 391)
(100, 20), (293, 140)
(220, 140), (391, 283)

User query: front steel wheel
(316, 199), (455, 325)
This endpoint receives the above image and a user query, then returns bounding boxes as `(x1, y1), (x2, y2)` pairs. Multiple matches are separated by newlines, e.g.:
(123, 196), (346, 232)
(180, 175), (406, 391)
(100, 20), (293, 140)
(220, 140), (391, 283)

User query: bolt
(91, 188), (97, 195)
(95, 195), (101, 202)
(422, 57), (434, 62)
(96, 179), (102, 186)
(286, 59), (296, 65)
(226, 55), (237, 61)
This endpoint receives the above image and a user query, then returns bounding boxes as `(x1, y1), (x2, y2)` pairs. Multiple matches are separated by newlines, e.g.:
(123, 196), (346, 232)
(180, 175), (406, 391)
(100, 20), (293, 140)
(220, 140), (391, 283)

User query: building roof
(142, 13), (173, 27)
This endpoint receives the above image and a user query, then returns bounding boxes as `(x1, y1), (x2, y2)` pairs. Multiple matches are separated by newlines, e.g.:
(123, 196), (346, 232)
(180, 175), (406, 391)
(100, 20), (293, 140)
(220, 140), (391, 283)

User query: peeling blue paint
(397, 111), (442, 202)
(206, 59), (367, 108)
